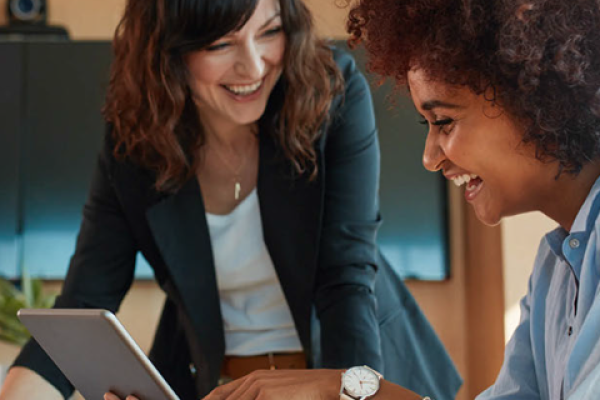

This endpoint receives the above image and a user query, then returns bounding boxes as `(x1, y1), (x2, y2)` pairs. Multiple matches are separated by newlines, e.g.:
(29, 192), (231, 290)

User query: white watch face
(343, 367), (380, 397)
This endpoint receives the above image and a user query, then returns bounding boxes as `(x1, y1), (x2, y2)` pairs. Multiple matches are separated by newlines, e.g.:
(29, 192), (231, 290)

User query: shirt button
(568, 326), (574, 336)
(189, 363), (197, 376)
(569, 238), (580, 249)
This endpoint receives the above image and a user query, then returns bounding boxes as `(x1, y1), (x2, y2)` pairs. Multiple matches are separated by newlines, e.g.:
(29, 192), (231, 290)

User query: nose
(235, 40), (265, 80)
(422, 131), (445, 172)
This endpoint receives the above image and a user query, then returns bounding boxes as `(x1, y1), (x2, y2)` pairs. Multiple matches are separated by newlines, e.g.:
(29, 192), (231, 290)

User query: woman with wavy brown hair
(196, 0), (600, 399)
(0, 0), (461, 399)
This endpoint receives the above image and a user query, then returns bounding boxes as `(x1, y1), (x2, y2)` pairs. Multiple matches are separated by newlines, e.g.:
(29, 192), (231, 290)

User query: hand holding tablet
(17, 309), (179, 400)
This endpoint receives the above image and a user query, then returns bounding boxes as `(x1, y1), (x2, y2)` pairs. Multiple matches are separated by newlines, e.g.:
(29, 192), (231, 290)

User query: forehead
(407, 69), (468, 109)
(239, 0), (281, 31)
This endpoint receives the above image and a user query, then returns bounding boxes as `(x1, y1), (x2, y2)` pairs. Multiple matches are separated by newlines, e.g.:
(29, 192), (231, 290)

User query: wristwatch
(340, 365), (383, 400)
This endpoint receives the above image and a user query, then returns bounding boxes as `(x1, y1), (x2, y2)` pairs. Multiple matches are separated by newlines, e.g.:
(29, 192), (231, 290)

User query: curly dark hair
(347, 0), (600, 175)
(103, 0), (342, 192)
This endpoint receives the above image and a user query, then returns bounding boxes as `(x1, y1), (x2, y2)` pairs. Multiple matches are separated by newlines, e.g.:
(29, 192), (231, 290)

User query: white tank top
(205, 189), (303, 356)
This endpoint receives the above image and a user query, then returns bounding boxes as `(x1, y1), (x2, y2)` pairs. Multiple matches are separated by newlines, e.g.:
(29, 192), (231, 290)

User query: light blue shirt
(569, 360), (600, 399)
(477, 176), (600, 400)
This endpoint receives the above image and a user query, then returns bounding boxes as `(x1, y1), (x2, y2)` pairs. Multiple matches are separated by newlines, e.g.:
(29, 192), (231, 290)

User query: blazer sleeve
(314, 48), (383, 370)
(11, 134), (138, 399)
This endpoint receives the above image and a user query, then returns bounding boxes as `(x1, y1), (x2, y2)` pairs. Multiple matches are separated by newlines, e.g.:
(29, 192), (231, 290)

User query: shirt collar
(544, 175), (600, 260)
(570, 175), (600, 234)
(545, 226), (568, 259)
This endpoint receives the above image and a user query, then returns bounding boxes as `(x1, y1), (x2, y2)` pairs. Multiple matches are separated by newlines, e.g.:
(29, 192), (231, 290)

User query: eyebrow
(221, 12), (281, 40)
(259, 12), (281, 30)
(421, 100), (464, 111)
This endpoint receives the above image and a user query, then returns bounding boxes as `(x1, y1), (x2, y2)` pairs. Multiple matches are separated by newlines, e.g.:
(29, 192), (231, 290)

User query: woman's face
(185, 0), (285, 129)
(408, 69), (556, 226)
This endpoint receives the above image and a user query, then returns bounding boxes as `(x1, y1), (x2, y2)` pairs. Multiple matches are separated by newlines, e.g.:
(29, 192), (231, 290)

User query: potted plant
(0, 270), (56, 384)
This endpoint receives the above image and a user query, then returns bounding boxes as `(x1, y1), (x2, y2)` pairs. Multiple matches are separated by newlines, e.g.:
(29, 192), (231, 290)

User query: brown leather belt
(220, 352), (306, 381)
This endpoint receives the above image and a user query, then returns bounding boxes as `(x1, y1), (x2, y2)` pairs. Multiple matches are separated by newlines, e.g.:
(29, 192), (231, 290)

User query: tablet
(18, 309), (180, 400)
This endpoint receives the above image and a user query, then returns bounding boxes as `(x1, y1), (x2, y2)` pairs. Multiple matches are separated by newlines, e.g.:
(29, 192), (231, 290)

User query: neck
(204, 121), (255, 149)
(197, 107), (256, 149)
(540, 160), (600, 231)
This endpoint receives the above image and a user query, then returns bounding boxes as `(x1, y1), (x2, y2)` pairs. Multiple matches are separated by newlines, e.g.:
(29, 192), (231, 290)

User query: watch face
(343, 367), (380, 397)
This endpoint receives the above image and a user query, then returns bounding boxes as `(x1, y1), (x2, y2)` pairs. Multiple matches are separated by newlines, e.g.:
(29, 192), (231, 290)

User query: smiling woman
(408, 69), (557, 226)
(344, 0), (600, 398)
(103, 0), (341, 194)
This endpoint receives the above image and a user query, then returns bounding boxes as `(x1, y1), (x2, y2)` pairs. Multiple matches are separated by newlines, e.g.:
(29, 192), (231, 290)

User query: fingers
(103, 393), (140, 400)
(204, 369), (342, 400)
(204, 373), (252, 400)
(207, 370), (303, 400)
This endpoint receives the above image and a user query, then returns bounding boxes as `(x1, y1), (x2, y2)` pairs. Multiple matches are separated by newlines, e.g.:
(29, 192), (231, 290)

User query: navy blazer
(13, 48), (461, 399)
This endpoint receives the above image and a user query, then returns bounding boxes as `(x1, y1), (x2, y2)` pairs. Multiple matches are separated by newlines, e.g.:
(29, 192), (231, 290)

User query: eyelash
(206, 42), (230, 52)
(206, 26), (283, 52)
(264, 26), (283, 36)
(418, 118), (455, 134)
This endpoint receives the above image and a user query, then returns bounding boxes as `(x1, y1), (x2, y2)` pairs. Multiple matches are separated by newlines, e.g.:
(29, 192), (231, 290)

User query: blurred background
(0, 1), (557, 399)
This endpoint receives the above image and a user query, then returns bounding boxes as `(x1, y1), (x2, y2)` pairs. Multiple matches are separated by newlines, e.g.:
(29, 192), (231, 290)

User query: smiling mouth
(222, 79), (264, 96)
(451, 173), (484, 192)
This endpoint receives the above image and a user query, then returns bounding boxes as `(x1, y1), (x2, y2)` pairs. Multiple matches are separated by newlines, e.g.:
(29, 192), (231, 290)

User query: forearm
(317, 285), (381, 369)
(0, 367), (62, 400)
(377, 379), (423, 400)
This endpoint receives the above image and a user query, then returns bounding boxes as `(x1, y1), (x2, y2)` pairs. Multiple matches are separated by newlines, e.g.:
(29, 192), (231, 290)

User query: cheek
(186, 55), (227, 89)
(441, 135), (471, 166)
(264, 38), (286, 67)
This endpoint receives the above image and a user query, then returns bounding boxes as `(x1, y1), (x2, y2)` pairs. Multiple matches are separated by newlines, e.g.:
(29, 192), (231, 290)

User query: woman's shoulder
(326, 45), (372, 115)
(317, 46), (377, 155)
(329, 45), (367, 89)
(100, 123), (156, 183)
(330, 46), (357, 74)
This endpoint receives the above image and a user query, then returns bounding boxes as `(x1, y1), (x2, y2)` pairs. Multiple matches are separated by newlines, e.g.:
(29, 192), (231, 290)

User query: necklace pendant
(235, 182), (241, 200)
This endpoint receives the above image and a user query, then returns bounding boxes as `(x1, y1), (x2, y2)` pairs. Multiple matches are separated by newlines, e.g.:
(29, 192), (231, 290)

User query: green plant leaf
(22, 268), (33, 308)
(0, 279), (23, 301)
(0, 274), (56, 346)
(31, 279), (44, 307)
(0, 331), (28, 347)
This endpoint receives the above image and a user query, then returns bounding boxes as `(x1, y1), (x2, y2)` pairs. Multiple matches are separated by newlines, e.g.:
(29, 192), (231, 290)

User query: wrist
(340, 365), (382, 400)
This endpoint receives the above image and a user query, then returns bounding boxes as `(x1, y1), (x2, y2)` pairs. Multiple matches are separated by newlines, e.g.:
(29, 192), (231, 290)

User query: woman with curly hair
(0, 0), (460, 399)
(199, 0), (600, 399)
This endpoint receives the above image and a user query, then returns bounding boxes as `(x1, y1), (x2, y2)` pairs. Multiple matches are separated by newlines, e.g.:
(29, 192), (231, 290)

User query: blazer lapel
(257, 132), (323, 352)
(145, 178), (224, 385)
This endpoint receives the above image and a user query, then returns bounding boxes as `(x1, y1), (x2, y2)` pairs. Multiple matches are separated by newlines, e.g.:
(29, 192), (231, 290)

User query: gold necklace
(211, 144), (247, 201)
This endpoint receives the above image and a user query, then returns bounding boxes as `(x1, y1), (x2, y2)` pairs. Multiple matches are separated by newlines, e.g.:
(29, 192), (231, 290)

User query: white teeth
(452, 173), (479, 187)
(224, 81), (262, 95)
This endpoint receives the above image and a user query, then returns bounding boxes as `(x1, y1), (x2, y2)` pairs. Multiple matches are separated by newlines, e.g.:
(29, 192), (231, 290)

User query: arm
(3, 134), (138, 399)
(202, 369), (422, 400)
(315, 49), (382, 369)
(0, 367), (61, 400)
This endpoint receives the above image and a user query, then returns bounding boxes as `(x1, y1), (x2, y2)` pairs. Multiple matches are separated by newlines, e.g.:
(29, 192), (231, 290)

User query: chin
(472, 205), (503, 227)
(231, 100), (268, 122)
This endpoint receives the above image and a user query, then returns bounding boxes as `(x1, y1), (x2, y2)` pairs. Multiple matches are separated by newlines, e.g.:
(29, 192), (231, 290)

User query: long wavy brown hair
(103, 0), (343, 192)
